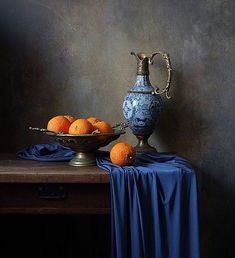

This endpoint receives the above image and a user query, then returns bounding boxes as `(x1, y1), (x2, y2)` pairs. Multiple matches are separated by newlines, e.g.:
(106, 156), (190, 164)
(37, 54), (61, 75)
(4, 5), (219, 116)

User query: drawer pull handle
(38, 185), (65, 200)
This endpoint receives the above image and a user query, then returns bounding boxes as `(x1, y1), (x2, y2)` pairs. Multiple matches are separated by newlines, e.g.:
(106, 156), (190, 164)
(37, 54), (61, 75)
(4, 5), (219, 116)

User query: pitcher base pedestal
(134, 135), (157, 153)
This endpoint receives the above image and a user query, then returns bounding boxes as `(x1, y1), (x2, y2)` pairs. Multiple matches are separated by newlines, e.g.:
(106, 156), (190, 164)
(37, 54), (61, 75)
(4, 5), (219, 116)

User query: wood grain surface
(0, 154), (110, 183)
(0, 154), (111, 214)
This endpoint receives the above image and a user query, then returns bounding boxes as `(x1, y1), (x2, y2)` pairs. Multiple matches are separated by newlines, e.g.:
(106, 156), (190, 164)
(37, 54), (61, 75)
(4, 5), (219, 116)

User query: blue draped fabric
(17, 142), (75, 161)
(96, 152), (200, 258)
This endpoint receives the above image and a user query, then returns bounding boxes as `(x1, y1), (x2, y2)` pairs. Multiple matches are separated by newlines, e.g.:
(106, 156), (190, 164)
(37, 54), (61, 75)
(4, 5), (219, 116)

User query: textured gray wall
(0, 0), (235, 257)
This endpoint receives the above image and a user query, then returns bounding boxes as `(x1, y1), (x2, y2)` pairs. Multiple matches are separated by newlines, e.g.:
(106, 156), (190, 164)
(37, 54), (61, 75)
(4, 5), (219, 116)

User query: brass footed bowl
(45, 129), (125, 166)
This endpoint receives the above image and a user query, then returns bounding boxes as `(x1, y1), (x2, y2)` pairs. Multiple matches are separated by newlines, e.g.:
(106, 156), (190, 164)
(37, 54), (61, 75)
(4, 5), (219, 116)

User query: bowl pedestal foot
(69, 152), (96, 167)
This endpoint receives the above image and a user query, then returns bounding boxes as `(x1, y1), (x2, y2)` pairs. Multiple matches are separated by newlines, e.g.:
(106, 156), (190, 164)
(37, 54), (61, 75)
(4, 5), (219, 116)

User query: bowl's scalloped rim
(45, 129), (126, 138)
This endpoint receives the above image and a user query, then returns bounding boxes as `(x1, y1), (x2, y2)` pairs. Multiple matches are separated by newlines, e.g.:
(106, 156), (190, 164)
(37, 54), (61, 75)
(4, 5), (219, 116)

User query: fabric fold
(17, 142), (75, 161)
(96, 152), (200, 258)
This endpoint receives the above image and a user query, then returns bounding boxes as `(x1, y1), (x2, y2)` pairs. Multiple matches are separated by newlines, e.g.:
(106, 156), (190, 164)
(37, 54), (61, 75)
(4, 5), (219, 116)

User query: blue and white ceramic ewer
(123, 51), (172, 153)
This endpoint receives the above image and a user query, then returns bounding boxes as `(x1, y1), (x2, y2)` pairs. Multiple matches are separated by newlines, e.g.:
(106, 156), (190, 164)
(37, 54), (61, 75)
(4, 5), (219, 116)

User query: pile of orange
(47, 115), (113, 135)
(47, 115), (136, 166)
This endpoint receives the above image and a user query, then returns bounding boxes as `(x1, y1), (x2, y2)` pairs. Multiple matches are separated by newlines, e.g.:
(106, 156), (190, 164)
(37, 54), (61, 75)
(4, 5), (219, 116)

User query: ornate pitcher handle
(149, 51), (172, 99)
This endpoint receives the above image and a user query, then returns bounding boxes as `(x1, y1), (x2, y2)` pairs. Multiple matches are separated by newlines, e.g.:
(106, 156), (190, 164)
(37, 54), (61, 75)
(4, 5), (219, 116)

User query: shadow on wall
(152, 69), (185, 153)
(0, 2), (74, 152)
(199, 168), (235, 258)
(0, 31), (56, 152)
(153, 66), (235, 258)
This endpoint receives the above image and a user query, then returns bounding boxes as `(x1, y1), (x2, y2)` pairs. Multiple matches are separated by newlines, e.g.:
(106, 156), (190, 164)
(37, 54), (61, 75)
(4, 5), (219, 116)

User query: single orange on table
(93, 121), (113, 134)
(110, 142), (136, 166)
(87, 117), (100, 125)
(69, 119), (94, 135)
(47, 115), (71, 133)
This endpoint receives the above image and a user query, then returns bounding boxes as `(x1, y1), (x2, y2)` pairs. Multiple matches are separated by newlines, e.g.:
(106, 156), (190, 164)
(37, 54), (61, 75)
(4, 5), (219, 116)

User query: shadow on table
(0, 214), (111, 258)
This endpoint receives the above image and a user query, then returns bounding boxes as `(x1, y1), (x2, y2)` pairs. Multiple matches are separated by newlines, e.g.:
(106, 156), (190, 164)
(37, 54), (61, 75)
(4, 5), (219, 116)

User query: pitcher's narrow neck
(135, 75), (151, 85)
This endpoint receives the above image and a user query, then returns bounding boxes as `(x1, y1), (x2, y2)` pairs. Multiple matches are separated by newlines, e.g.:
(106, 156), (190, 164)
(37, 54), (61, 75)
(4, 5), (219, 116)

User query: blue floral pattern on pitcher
(123, 75), (163, 135)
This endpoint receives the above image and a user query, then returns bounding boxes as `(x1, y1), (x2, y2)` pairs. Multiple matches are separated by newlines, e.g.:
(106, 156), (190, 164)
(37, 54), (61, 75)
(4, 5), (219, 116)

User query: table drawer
(0, 183), (111, 214)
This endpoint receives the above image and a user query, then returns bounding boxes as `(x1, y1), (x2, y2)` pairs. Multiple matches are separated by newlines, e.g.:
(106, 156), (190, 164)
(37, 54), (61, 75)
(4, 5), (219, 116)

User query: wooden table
(0, 154), (111, 214)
